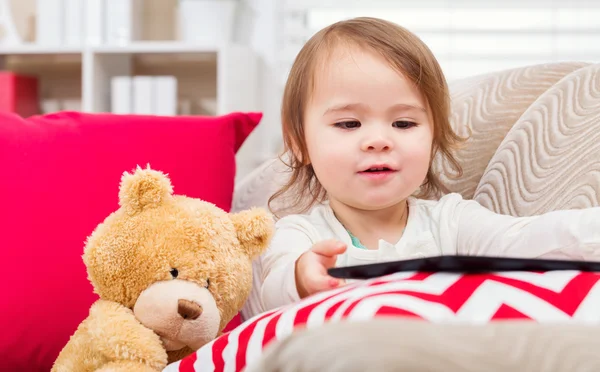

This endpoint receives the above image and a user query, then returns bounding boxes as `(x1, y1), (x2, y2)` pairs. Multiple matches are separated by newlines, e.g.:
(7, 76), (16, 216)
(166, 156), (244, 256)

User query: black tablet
(327, 255), (600, 280)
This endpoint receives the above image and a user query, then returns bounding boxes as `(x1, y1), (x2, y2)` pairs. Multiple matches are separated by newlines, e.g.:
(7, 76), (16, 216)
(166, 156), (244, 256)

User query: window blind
(279, 0), (600, 82)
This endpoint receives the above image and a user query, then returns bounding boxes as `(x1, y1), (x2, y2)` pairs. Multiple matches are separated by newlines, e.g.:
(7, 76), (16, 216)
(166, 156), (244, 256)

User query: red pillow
(167, 270), (600, 372)
(0, 111), (261, 372)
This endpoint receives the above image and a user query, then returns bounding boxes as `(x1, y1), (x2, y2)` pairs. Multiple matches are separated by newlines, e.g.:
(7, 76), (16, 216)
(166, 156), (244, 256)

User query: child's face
(303, 45), (433, 211)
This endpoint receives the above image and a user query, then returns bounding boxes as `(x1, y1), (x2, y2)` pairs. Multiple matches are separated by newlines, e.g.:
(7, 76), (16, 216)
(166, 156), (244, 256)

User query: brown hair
(268, 17), (466, 217)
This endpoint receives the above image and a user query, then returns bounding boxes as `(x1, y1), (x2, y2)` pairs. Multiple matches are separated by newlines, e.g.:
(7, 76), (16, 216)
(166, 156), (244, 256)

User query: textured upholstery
(473, 63), (600, 216)
(232, 61), (600, 320)
(436, 61), (590, 201)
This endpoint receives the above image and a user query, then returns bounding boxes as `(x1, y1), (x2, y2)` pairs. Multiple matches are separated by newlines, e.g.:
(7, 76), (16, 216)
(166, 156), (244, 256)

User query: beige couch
(231, 61), (600, 370)
(246, 319), (600, 372)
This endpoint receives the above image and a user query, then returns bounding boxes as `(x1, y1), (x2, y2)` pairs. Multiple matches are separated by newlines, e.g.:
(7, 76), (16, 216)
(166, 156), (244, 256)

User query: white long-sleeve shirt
(253, 193), (600, 314)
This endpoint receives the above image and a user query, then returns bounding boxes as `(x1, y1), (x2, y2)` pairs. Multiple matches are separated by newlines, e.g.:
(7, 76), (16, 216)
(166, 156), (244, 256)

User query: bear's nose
(178, 299), (203, 320)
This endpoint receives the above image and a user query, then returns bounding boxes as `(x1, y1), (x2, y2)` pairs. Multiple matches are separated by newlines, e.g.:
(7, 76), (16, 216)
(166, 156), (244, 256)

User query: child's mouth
(363, 167), (392, 173)
(359, 166), (396, 179)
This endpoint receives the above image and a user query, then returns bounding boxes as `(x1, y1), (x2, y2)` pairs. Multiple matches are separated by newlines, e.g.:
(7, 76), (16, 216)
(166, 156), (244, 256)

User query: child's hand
(295, 239), (347, 299)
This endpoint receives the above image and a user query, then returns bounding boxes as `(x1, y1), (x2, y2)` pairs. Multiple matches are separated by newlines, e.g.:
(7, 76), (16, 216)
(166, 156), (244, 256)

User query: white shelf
(89, 41), (221, 54)
(0, 41), (221, 56)
(0, 41), (223, 59)
(0, 44), (83, 55)
(0, 41), (259, 116)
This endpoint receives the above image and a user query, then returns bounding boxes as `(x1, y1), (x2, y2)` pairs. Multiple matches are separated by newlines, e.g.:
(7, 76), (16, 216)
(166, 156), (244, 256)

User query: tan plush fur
(52, 166), (274, 372)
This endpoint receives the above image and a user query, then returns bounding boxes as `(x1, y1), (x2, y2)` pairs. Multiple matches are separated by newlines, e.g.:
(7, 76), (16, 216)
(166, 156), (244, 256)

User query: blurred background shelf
(0, 0), (259, 117)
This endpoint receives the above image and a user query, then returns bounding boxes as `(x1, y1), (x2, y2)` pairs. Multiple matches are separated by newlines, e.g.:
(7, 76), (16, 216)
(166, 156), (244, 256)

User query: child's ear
(230, 208), (275, 259)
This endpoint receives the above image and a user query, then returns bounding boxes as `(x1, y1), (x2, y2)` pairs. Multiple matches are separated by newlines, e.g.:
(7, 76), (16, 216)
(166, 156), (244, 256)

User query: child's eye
(334, 121), (361, 129)
(393, 120), (416, 129)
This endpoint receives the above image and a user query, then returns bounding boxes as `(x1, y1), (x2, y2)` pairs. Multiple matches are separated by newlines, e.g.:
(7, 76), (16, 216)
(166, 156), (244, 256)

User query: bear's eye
(170, 268), (179, 279)
(205, 278), (210, 288)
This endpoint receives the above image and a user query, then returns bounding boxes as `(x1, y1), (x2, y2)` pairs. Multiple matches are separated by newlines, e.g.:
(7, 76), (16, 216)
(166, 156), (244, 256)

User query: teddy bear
(51, 166), (274, 372)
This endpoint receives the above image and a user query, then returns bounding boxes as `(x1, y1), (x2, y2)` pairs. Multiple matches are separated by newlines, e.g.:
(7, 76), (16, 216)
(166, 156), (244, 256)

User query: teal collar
(347, 230), (367, 249)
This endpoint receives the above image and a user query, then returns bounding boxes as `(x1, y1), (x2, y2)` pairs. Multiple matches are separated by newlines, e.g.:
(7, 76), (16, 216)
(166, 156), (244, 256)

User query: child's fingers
(311, 239), (347, 258)
(312, 273), (343, 292)
(313, 243), (346, 269)
(316, 261), (346, 289)
(326, 276), (345, 288)
(304, 261), (343, 293)
(297, 242), (348, 297)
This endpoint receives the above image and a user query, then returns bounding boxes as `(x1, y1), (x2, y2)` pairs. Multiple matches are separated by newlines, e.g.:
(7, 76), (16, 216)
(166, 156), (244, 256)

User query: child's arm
(258, 218), (316, 310)
(455, 199), (600, 259)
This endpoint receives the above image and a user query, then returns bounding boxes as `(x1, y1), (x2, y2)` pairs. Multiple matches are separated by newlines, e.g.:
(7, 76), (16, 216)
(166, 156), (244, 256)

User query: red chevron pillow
(165, 270), (600, 372)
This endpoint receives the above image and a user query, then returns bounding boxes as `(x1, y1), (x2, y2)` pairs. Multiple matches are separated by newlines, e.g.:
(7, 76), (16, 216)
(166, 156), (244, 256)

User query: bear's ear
(118, 165), (174, 214)
(231, 208), (275, 259)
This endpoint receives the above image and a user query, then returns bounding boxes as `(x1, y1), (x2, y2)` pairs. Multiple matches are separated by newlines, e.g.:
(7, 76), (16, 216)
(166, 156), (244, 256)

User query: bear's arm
(86, 300), (169, 371)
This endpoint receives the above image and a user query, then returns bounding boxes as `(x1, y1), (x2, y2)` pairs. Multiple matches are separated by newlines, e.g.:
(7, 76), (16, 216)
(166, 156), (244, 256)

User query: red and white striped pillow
(165, 270), (600, 372)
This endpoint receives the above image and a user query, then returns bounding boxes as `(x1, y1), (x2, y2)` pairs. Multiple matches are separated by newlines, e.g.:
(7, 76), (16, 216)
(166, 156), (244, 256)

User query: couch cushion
(475, 63), (600, 216)
(0, 111), (261, 372)
(434, 62), (589, 199)
(167, 270), (600, 372)
(246, 319), (600, 372)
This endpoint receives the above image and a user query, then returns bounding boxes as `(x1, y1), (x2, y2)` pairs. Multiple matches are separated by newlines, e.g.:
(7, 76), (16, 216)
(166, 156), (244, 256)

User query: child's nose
(362, 136), (392, 152)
